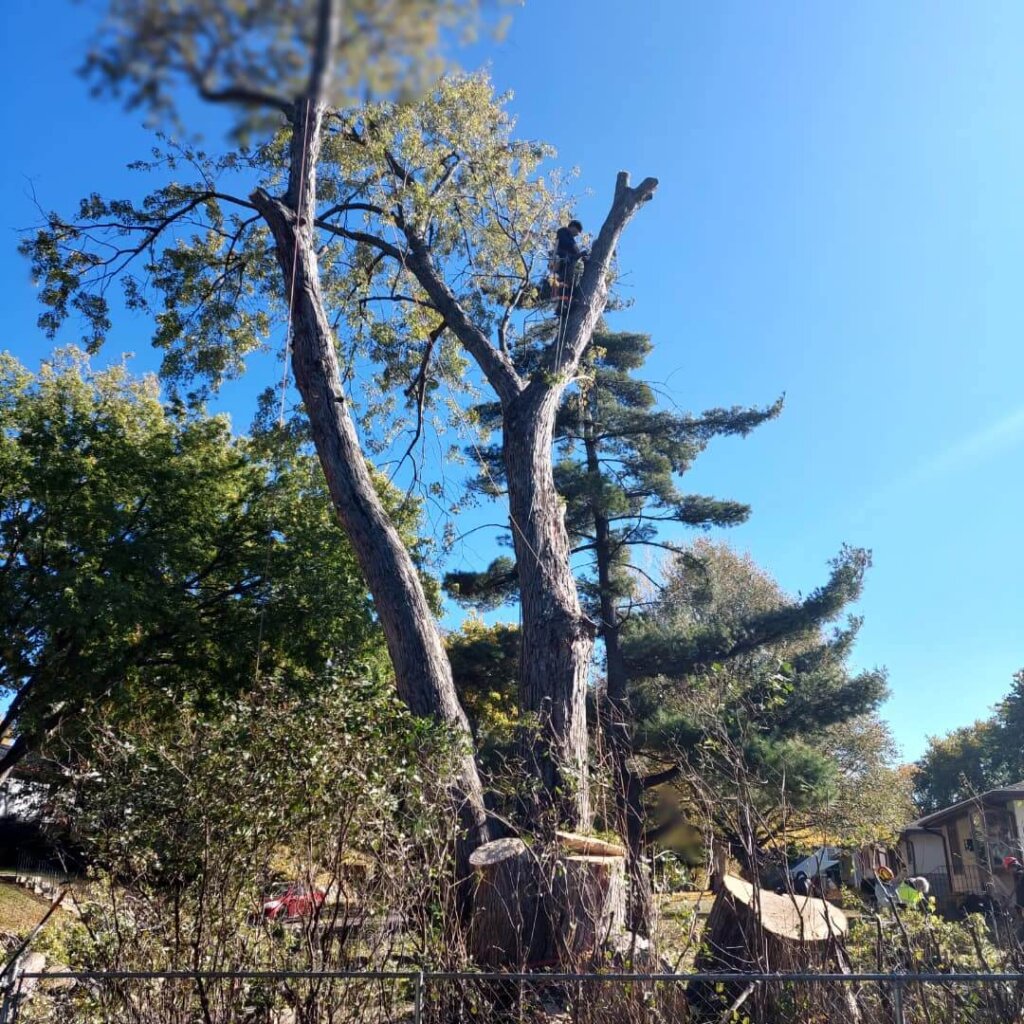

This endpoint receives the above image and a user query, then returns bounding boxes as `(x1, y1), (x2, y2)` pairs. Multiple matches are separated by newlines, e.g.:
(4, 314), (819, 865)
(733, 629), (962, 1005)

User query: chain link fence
(2, 967), (1023, 1024)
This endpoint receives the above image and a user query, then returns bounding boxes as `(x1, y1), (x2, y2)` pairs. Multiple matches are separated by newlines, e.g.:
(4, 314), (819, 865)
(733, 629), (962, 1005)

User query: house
(0, 742), (72, 879)
(900, 783), (1024, 914)
(0, 742), (52, 822)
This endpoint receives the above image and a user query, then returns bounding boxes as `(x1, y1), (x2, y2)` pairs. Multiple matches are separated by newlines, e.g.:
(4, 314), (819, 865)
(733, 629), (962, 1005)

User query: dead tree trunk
(251, 95), (488, 870)
(503, 386), (595, 829)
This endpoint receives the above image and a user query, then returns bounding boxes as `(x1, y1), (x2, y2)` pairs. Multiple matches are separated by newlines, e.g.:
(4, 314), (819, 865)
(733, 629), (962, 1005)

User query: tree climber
(549, 219), (588, 313)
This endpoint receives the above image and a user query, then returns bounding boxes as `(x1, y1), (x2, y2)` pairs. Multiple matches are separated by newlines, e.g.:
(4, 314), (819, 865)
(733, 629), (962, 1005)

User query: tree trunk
(554, 854), (627, 960)
(468, 838), (545, 967)
(582, 394), (653, 934)
(398, 173), (656, 836)
(251, 98), (488, 871)
(468, 837), (626, 968)
(503, 385), (594, 830)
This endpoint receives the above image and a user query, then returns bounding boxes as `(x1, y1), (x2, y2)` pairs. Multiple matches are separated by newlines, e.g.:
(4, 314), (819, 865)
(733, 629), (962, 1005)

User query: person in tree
(550, 219), (587, 311)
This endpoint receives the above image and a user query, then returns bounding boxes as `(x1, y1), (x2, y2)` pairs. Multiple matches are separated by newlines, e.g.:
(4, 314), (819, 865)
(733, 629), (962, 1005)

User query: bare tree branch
(391, 320), (447, 484)
(555, 171), (659, 375)
(198, 82), (292, 118)
(312, 216), (404, 260)
(358, 293), (439, 311)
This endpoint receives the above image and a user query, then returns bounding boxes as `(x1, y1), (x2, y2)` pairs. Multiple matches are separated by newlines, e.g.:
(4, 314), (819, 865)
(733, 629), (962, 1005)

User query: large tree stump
(467, 838), (545, 966)
(689, 875), (858, 1023)
(468, 836), (627, 967)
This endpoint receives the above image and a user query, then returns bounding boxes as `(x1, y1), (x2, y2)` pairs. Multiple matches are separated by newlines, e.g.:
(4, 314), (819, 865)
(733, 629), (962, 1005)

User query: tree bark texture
(251, 98), (488, 868)
(468, 838), (545, 967)
(468, 837), (626, 968)
(503, 386), (594, 830)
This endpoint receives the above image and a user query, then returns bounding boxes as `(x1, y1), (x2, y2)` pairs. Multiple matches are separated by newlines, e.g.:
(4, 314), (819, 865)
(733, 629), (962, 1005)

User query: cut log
(689, 874), (858, 1023)
(555, 831), (627, 858)
(715, 875), (848, 943)
(468, 838), (627, 967)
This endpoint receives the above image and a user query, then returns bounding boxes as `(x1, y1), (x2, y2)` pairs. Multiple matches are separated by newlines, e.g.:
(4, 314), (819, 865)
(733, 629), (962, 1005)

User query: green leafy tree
(624, 540), (889, 862)
(915, 669), (1024, 812)
(0, 348), (412, 782)
(818, 714), (916, 845)
(35, 673), (465, 1020)
(24, 0), (661, 834)
(445, 617), (519, 775)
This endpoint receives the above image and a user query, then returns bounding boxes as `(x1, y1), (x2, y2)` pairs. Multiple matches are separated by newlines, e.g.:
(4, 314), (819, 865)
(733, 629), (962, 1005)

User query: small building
(900, 783), (1024, 914)
(0, 743), (45, 821)
(1, 741), (67, 879)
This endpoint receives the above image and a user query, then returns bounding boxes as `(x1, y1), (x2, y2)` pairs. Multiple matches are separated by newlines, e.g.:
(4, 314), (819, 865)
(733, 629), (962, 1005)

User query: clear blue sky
(2, 2), (1022, 760)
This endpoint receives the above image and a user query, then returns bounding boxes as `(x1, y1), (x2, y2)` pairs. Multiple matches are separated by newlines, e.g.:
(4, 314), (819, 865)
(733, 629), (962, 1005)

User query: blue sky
(2, 2), (1022, 760)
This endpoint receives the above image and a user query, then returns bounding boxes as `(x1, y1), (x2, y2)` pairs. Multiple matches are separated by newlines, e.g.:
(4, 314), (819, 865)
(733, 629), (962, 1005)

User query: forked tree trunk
(251, 98), (488, 871)
(503, 386), (595, 830)
(400, 172), (656, 838)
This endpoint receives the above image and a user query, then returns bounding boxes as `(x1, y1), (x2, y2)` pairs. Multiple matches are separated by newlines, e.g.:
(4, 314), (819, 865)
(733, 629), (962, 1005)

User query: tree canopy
(0, 348), (419, 780)
(624, 539), (897, 851)
(22, 11), (662, 829)
(914, 668), (1024, 812)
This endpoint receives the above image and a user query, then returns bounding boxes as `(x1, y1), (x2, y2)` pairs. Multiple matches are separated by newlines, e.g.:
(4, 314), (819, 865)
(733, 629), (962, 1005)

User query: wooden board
(555, 831), (627, 858)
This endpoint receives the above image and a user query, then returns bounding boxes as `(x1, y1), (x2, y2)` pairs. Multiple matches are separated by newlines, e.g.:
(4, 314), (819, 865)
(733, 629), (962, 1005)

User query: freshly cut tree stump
(468, 838), (627, 967)
(552, 854), (626, 956)
(689, 875), (858, 1023)
(468, 838), (545, 966)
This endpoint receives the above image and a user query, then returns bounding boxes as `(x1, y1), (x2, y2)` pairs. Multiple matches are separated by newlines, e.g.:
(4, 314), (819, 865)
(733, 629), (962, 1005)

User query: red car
(262, 883), (325, 922)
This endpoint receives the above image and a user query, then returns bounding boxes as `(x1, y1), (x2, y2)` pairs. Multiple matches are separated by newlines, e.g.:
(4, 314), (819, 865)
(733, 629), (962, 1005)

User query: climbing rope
(553, 254), (579, 370)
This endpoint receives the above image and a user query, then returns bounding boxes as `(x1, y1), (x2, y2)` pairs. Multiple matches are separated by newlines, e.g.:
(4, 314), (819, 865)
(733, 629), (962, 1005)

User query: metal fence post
(414, 970), (423, 1024)
(0, 967), (22, 1024)
(892, 977), (905, 1024)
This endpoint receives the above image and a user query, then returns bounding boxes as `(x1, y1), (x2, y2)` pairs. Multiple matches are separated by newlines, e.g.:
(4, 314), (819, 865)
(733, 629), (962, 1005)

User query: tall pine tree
(624, 540), (890, 869)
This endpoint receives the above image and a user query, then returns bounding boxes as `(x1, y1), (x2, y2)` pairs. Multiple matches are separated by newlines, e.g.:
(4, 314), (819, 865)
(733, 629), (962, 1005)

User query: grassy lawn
(0, 883), (62, 936)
